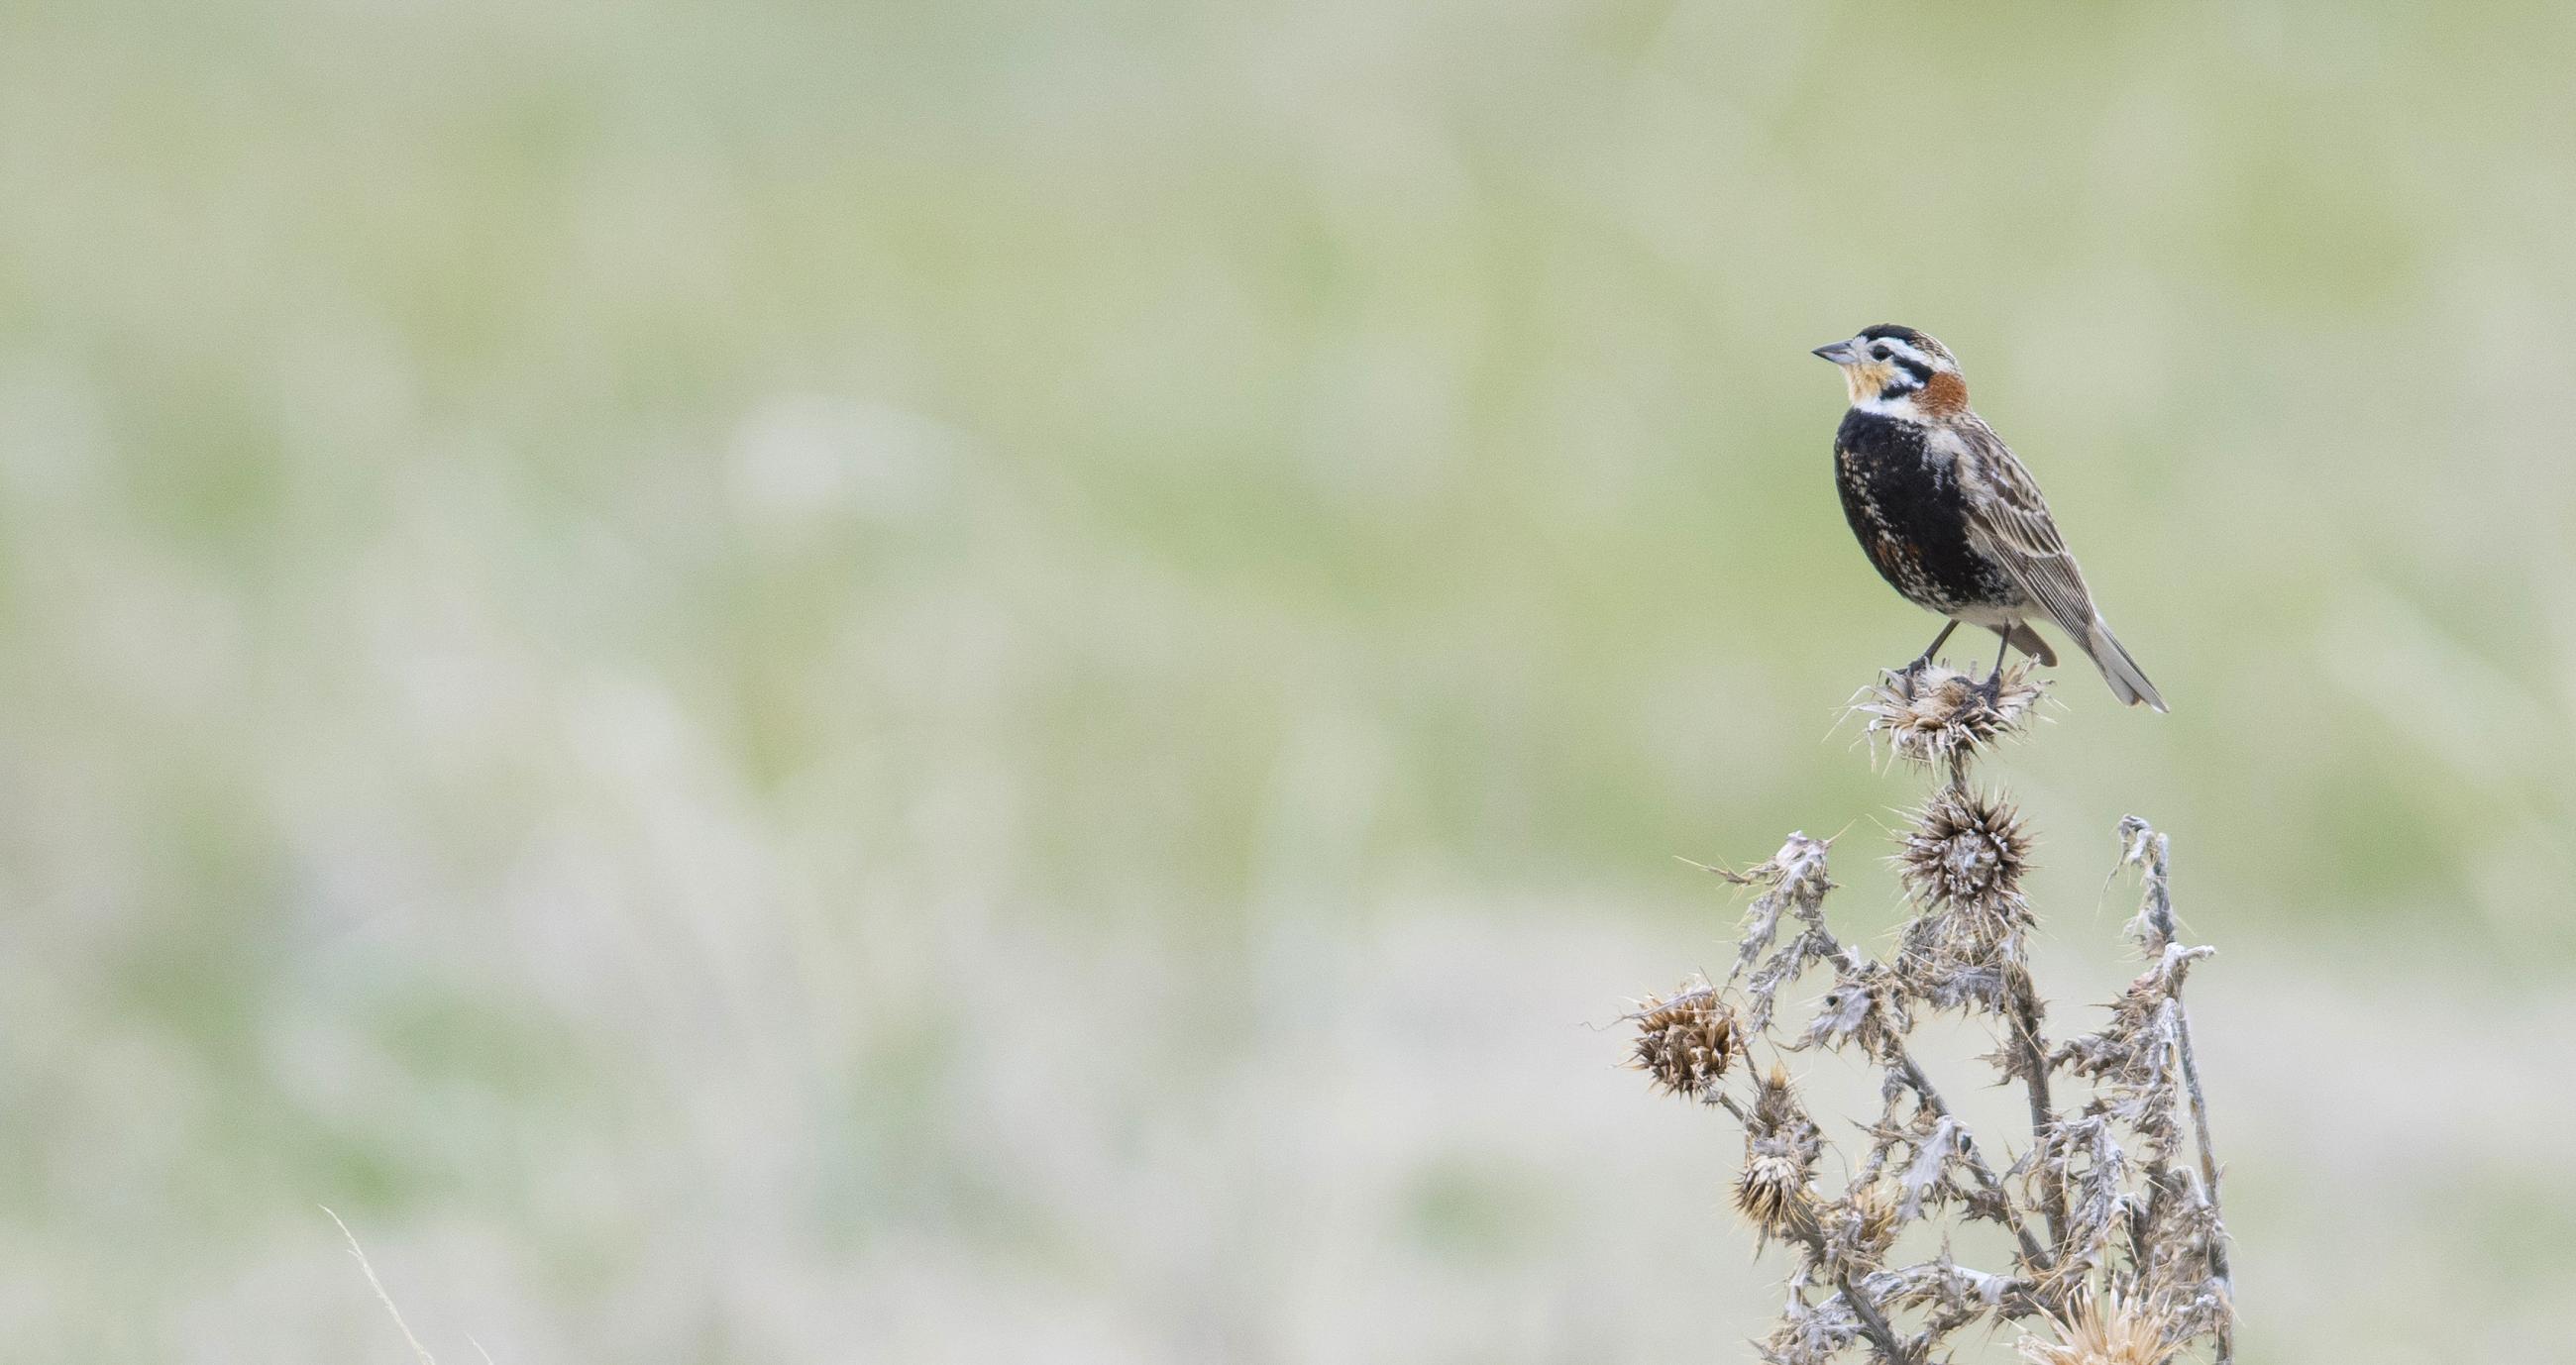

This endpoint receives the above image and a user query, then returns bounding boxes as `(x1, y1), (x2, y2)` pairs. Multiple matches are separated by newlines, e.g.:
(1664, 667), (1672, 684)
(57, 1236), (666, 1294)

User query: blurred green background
(5, 0), (2574, 1359)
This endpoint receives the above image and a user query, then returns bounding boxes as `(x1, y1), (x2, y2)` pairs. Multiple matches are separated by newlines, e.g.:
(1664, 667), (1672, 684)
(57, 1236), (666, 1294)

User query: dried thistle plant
(1627, 665), (2233, 1364)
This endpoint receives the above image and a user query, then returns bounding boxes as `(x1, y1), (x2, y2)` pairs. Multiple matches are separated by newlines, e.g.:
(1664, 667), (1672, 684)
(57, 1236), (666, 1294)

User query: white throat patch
(1851, 389), (1929, 420)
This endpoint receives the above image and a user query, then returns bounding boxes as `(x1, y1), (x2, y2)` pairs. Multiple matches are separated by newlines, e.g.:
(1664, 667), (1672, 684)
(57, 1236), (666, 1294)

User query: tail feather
(2082, 617), (2167, 712)
(2003, 622), (2057, 668)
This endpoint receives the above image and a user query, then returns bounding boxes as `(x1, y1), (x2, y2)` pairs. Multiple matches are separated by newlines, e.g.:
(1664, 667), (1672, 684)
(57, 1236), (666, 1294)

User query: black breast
(1833, 410), (2017, 614)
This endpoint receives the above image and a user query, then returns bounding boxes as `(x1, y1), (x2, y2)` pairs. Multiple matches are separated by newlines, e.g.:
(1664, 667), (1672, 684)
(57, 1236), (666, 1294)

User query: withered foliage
(1626, 665), (2234, 1364)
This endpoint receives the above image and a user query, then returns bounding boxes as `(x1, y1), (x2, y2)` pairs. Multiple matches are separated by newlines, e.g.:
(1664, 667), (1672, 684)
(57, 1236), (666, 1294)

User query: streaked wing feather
(1956, 423), (2097, 637)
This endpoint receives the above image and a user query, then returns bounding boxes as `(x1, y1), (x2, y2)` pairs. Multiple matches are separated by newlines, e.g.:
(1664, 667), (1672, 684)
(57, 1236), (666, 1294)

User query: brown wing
(1953, 419), (2169, 710)
(1953, 419), (2099, 641)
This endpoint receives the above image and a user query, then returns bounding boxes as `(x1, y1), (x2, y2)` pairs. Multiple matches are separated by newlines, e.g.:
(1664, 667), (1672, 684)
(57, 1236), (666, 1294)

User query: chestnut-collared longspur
(1812, 325), (2167, 711)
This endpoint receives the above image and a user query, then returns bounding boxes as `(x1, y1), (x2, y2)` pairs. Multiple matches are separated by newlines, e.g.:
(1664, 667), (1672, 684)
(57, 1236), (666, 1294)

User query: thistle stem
(1947, 748), (2070, 1258)
(1888, 1047), (2053, 1274)
(2136, 828), (2233, 1364)
(1834, 1268), (1917, 1365)
(2004, 965), (2069, 1254)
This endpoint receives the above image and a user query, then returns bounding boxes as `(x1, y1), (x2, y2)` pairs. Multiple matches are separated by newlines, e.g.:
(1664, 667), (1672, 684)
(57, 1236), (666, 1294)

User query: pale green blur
(3, 1), (2571, 1360)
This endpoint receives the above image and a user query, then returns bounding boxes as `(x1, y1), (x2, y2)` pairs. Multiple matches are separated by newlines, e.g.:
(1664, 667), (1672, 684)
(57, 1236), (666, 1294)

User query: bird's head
(1811, 325), (1968, 416)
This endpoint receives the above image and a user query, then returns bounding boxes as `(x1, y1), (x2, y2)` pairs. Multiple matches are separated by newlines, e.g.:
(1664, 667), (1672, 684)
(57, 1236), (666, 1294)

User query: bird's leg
(1980, 628), (2013, 703)
(1905, 620), (1961, 680)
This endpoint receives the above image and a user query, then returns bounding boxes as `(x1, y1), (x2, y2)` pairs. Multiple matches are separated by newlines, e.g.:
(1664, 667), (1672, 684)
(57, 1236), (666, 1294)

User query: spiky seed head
(2015, 1291), (2172, 1365)
(1629, 982), (1738, 1100)
(1751, 1062), (1801, 1130)
(1855, 664), (2044, 772)
(1897, 786), (2032, 910)
(1736, 1062), (1821, 1243)
(1735, 1149), (1811, 1241)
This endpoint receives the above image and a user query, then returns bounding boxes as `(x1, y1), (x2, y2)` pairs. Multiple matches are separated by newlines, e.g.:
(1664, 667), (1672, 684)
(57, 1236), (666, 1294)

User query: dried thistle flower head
(1856, 664), (2044, 771)
(1890, 786), (2039, 1010)
(2016, 1291), (2171, 1365)
(1736, 1062), (1823, 1242)
(1735, 1145), (1813, 1242)
(1751, 1062), (1803, 1132)
(1629, 981), (1737, 1100)
(1897, 786), (2032, 911)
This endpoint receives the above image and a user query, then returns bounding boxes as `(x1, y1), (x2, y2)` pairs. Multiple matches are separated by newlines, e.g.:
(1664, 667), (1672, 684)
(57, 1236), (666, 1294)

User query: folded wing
(1956, 422), (2168, 711)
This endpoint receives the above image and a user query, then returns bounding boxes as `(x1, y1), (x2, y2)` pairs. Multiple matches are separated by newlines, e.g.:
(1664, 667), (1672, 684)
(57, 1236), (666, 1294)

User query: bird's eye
(1871, 345), (1892, 360)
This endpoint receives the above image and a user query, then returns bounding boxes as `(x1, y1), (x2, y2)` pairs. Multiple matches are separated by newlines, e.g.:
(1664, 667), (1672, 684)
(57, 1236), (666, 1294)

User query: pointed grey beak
(1811, 339), (1861, 365)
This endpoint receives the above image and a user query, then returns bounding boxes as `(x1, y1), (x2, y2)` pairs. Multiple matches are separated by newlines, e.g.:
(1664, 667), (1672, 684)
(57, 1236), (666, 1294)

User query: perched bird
(1811, 325), (2167, 711)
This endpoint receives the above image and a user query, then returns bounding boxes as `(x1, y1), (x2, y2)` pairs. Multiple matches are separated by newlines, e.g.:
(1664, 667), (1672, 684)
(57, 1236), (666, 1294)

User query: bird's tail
(2082, 616), (2168, 712)
(2003, 622), (2057, 668)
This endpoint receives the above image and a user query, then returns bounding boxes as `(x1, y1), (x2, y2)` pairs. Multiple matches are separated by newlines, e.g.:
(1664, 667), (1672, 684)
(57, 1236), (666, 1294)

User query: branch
(1835, 1267), (1917, 1365)
(2120, 819), (2234, 1363)
(2003, 965), (2069, 1254)
(1885, 1046), (2054, 1274)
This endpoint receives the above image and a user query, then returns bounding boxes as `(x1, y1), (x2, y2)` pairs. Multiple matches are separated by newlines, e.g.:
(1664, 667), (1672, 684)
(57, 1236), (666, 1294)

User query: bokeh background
(6, 0), (2575, 1360)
